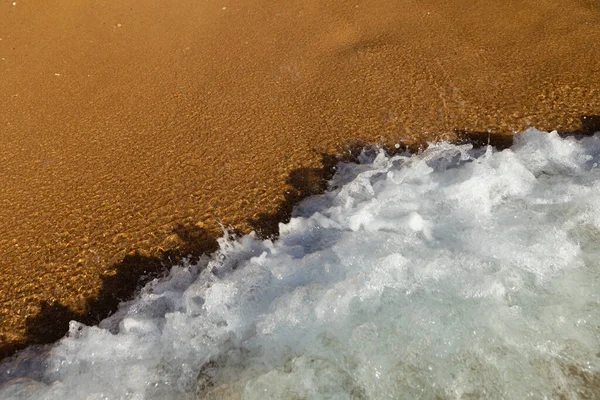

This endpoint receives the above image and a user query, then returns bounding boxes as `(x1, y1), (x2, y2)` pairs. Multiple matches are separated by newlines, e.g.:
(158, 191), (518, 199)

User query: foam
(1, 129), (599, 399)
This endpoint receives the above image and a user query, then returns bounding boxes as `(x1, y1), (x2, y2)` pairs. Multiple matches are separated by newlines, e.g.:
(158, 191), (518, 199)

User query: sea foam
(1, 129), (599, 399)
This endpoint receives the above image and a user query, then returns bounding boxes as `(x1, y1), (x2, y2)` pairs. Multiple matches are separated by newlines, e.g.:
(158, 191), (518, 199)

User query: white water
(1, 129), (599, 399)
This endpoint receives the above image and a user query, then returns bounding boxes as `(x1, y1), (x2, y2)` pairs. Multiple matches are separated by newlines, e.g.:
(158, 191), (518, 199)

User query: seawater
(1, 129), (599, 399)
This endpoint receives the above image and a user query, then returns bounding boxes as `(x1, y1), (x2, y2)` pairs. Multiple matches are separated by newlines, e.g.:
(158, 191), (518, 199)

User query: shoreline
(1, 128), (599, 398)
(1, 0), (600, 359)
(2, 123), (600, 361)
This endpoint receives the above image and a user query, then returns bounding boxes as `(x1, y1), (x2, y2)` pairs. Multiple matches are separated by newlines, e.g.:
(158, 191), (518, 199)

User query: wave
(1, 129), (599, 399)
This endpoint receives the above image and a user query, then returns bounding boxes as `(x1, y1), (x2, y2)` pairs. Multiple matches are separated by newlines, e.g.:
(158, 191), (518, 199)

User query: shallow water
(1, 129), (599, 399)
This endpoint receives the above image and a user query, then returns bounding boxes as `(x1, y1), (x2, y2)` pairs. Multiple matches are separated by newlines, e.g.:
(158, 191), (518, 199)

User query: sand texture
(1, 0), (599, 357)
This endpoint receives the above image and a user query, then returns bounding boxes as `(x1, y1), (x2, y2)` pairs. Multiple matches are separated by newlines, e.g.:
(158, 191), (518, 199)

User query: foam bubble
(1, 129), (599, 399)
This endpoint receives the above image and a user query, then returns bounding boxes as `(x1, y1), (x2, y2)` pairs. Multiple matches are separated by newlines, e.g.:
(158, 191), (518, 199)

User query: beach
(1, 0), (599, 357)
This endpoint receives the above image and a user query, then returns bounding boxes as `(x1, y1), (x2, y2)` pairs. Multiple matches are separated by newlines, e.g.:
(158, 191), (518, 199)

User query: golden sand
(1, 0), (599, 357)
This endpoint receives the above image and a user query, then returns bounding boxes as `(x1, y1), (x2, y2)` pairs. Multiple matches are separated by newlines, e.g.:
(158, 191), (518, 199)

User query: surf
(1, 129), (599, 399)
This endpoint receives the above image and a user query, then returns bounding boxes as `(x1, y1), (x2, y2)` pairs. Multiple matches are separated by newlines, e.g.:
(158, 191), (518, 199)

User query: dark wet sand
(1, 0), (599, 357)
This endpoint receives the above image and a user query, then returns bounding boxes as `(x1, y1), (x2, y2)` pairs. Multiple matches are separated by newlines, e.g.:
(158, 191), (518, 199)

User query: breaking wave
(1, 129), (599, 399)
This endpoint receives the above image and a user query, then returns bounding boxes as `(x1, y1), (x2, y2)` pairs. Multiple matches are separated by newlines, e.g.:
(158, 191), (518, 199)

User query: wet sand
(1, 0), (599, 357)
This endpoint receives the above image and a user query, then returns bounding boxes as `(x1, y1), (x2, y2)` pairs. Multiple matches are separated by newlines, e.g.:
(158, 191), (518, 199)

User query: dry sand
(1, 0), (599, 357)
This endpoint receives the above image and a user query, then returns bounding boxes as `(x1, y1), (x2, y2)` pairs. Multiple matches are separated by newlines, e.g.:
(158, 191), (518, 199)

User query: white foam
(1, 129), (599, 399)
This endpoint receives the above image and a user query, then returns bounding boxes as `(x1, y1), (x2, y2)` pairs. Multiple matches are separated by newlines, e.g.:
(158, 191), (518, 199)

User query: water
(1, 129), (599, 399)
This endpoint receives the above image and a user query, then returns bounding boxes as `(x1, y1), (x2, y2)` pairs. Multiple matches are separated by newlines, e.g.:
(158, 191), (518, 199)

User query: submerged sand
(1, 0), (599, 356)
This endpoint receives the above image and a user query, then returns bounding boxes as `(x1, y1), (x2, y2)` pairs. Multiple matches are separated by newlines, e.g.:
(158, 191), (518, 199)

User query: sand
(1, 0), (599, 358)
